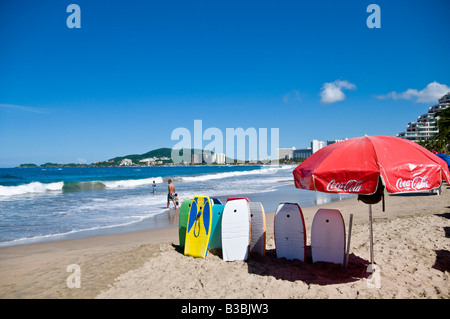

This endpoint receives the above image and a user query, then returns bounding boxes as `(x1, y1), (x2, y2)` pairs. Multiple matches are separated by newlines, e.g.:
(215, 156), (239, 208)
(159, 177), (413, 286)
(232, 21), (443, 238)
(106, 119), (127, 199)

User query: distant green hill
(18, 147), (238, 167)
(105, 148), (214, 165)
(108, 147), (174, 165)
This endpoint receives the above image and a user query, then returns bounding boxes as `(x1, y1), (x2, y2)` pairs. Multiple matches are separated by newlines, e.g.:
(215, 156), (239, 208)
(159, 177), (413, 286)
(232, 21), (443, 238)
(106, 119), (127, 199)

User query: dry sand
(1, 186), (449, 299)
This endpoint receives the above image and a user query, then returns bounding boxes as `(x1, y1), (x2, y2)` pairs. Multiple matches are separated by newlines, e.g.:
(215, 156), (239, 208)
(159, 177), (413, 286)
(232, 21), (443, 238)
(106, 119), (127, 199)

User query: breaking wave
(0, 176), (164, 197)
(62, 181), (107, 192)
(179, 166), (291, 182)
(102, 177), (164, 189)
(0, 182), (64, 196)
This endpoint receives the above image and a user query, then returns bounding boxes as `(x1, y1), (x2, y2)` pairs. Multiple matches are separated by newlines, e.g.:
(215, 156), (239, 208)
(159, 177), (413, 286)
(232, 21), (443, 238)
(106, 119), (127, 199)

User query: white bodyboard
(311, 209), (346, 265)
(221, 199), (250, 261)
(274, 203), (306, 261)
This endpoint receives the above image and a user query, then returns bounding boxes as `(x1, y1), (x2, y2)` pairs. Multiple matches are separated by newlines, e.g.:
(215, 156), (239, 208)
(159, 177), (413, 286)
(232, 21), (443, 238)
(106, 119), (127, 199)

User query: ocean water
(0, 165), (352, 247)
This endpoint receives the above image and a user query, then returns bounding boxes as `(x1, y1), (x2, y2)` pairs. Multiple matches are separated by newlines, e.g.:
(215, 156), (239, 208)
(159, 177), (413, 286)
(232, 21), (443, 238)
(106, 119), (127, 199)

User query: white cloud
(0, 103), (45, 113)
(376, 81), (450, 103)
(320, 80), (356, 104)
(283, 89), (301, 104)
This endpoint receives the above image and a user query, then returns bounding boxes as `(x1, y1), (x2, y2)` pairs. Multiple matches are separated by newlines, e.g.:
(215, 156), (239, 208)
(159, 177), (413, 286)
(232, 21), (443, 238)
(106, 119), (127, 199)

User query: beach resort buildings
(215, 153), (226, 164)
(277, 147), (296, 160)
(196, 152), (226, 164)
(278, 139), (352, 161)
(119, 158), (133, 166)
(191, 153), (202, 164)
(293, 148), (314, 160)
(397, 92), (450, 142)
(278, 139), (328, 161)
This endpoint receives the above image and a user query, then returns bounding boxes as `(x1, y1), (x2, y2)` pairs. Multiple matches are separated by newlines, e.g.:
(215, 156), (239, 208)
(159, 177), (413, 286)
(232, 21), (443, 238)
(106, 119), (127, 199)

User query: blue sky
(0, 0), (449, 167)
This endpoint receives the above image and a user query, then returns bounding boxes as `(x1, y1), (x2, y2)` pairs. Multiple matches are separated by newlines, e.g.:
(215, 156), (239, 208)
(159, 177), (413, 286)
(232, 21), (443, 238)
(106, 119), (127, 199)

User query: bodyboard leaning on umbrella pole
(311, 208), (346, 265)
(274, 203), (306, 262)
(184, 196), (213, 258)
(249, 202), (266, 256)
(178, 199), (192, 247)
(221, 199), (251, 261)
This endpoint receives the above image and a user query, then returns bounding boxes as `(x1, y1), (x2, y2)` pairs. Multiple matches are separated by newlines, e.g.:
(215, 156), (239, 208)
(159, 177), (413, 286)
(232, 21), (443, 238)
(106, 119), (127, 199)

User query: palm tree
(417, 134), (441, 152)
(435, 106), (450, 153)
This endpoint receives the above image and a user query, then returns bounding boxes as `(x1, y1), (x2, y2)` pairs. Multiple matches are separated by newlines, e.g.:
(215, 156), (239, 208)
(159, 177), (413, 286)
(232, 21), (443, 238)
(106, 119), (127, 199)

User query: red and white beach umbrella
(293, 136), (449, 195)
(293, 136), (450, 268)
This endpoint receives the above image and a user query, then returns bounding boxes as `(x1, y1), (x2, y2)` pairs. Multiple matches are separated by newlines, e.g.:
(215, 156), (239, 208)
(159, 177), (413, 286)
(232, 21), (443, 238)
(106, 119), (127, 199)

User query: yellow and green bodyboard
(184, 196), (213, 258)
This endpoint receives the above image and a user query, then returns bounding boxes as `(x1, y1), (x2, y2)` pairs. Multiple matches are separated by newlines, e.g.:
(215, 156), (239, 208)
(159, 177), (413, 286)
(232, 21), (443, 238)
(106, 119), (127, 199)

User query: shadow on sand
(432, 212), (450, 273)
(435, 212), (450, 219)
(390, 192), (436, 197)
(246, 248), (370, 285)
(172, 243), (370, 285)
(433, 250), (450, 273)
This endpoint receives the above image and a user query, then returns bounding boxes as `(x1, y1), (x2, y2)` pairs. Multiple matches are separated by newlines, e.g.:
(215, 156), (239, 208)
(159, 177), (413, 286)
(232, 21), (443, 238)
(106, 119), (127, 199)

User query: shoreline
(0, 164), (283, 248)
(0, 180), (351, 248)
(1, 185), (449, 299)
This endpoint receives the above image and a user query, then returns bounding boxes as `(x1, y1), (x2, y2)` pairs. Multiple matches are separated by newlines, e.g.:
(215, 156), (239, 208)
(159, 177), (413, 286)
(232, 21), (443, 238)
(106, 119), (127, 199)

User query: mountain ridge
(17, 148), (230, 167)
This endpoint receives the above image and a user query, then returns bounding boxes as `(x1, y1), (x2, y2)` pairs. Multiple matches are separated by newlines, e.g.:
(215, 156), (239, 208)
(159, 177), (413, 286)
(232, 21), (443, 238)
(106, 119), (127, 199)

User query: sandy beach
(0, 185), (449, 299)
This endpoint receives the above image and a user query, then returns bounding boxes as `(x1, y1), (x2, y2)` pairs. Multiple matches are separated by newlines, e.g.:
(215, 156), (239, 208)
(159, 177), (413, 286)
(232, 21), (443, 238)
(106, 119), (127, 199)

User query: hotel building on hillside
(397, 92), (450, 142)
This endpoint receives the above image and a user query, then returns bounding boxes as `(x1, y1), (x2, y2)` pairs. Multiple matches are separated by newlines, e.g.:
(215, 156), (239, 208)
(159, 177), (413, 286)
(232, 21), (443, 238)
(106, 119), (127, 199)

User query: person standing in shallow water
(167, 179), (177, 208)
(152, 180), (156, 194)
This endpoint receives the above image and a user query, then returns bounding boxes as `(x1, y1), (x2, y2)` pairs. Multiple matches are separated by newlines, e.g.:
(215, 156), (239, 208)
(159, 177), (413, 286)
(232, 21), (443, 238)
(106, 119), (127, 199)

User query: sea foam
(0, 181), (64, 196)
(103, 177), (163, 188)
(0, 176), (164, 197)
(180, 166), (287, 182)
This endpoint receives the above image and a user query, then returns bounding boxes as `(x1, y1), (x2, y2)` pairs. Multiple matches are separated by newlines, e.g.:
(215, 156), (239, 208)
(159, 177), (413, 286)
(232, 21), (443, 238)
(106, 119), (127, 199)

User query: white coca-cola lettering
(326, 179), (363, 193)
(396, 176), (430, 191)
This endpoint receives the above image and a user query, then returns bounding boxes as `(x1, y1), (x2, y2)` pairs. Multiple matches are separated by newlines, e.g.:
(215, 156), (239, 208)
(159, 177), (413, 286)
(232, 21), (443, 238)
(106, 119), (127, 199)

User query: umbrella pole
(344, 214), (353, 272)
(369, 204), (374, 271)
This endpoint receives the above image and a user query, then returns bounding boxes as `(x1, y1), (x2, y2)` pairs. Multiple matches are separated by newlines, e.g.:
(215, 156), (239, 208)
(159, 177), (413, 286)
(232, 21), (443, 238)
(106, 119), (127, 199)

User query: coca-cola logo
(326, 179), (363, 193)
(396, 176), (429, 191)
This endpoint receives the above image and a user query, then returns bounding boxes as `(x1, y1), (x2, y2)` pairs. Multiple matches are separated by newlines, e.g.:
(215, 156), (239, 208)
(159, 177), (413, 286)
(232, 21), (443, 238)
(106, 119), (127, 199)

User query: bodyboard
(184, 196), (213, 258)
(311, 209), (346, 265)
(178, 199), (192, 247)
(227, 196), (249, 202)
(211, 197), (223, 205)
(208, 204), (224, 249)
(248, 202), (266, 256)
(221, 199), (250, 261)
(274, 203), (306, 261)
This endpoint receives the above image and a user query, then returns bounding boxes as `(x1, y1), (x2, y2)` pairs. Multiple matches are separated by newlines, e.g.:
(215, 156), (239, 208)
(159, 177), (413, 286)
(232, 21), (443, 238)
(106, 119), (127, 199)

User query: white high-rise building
(311, 140), (325, 153)
(397, 92), (450, 142)
(215, 153), (226, 164)
(191, 153), (202, 164)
